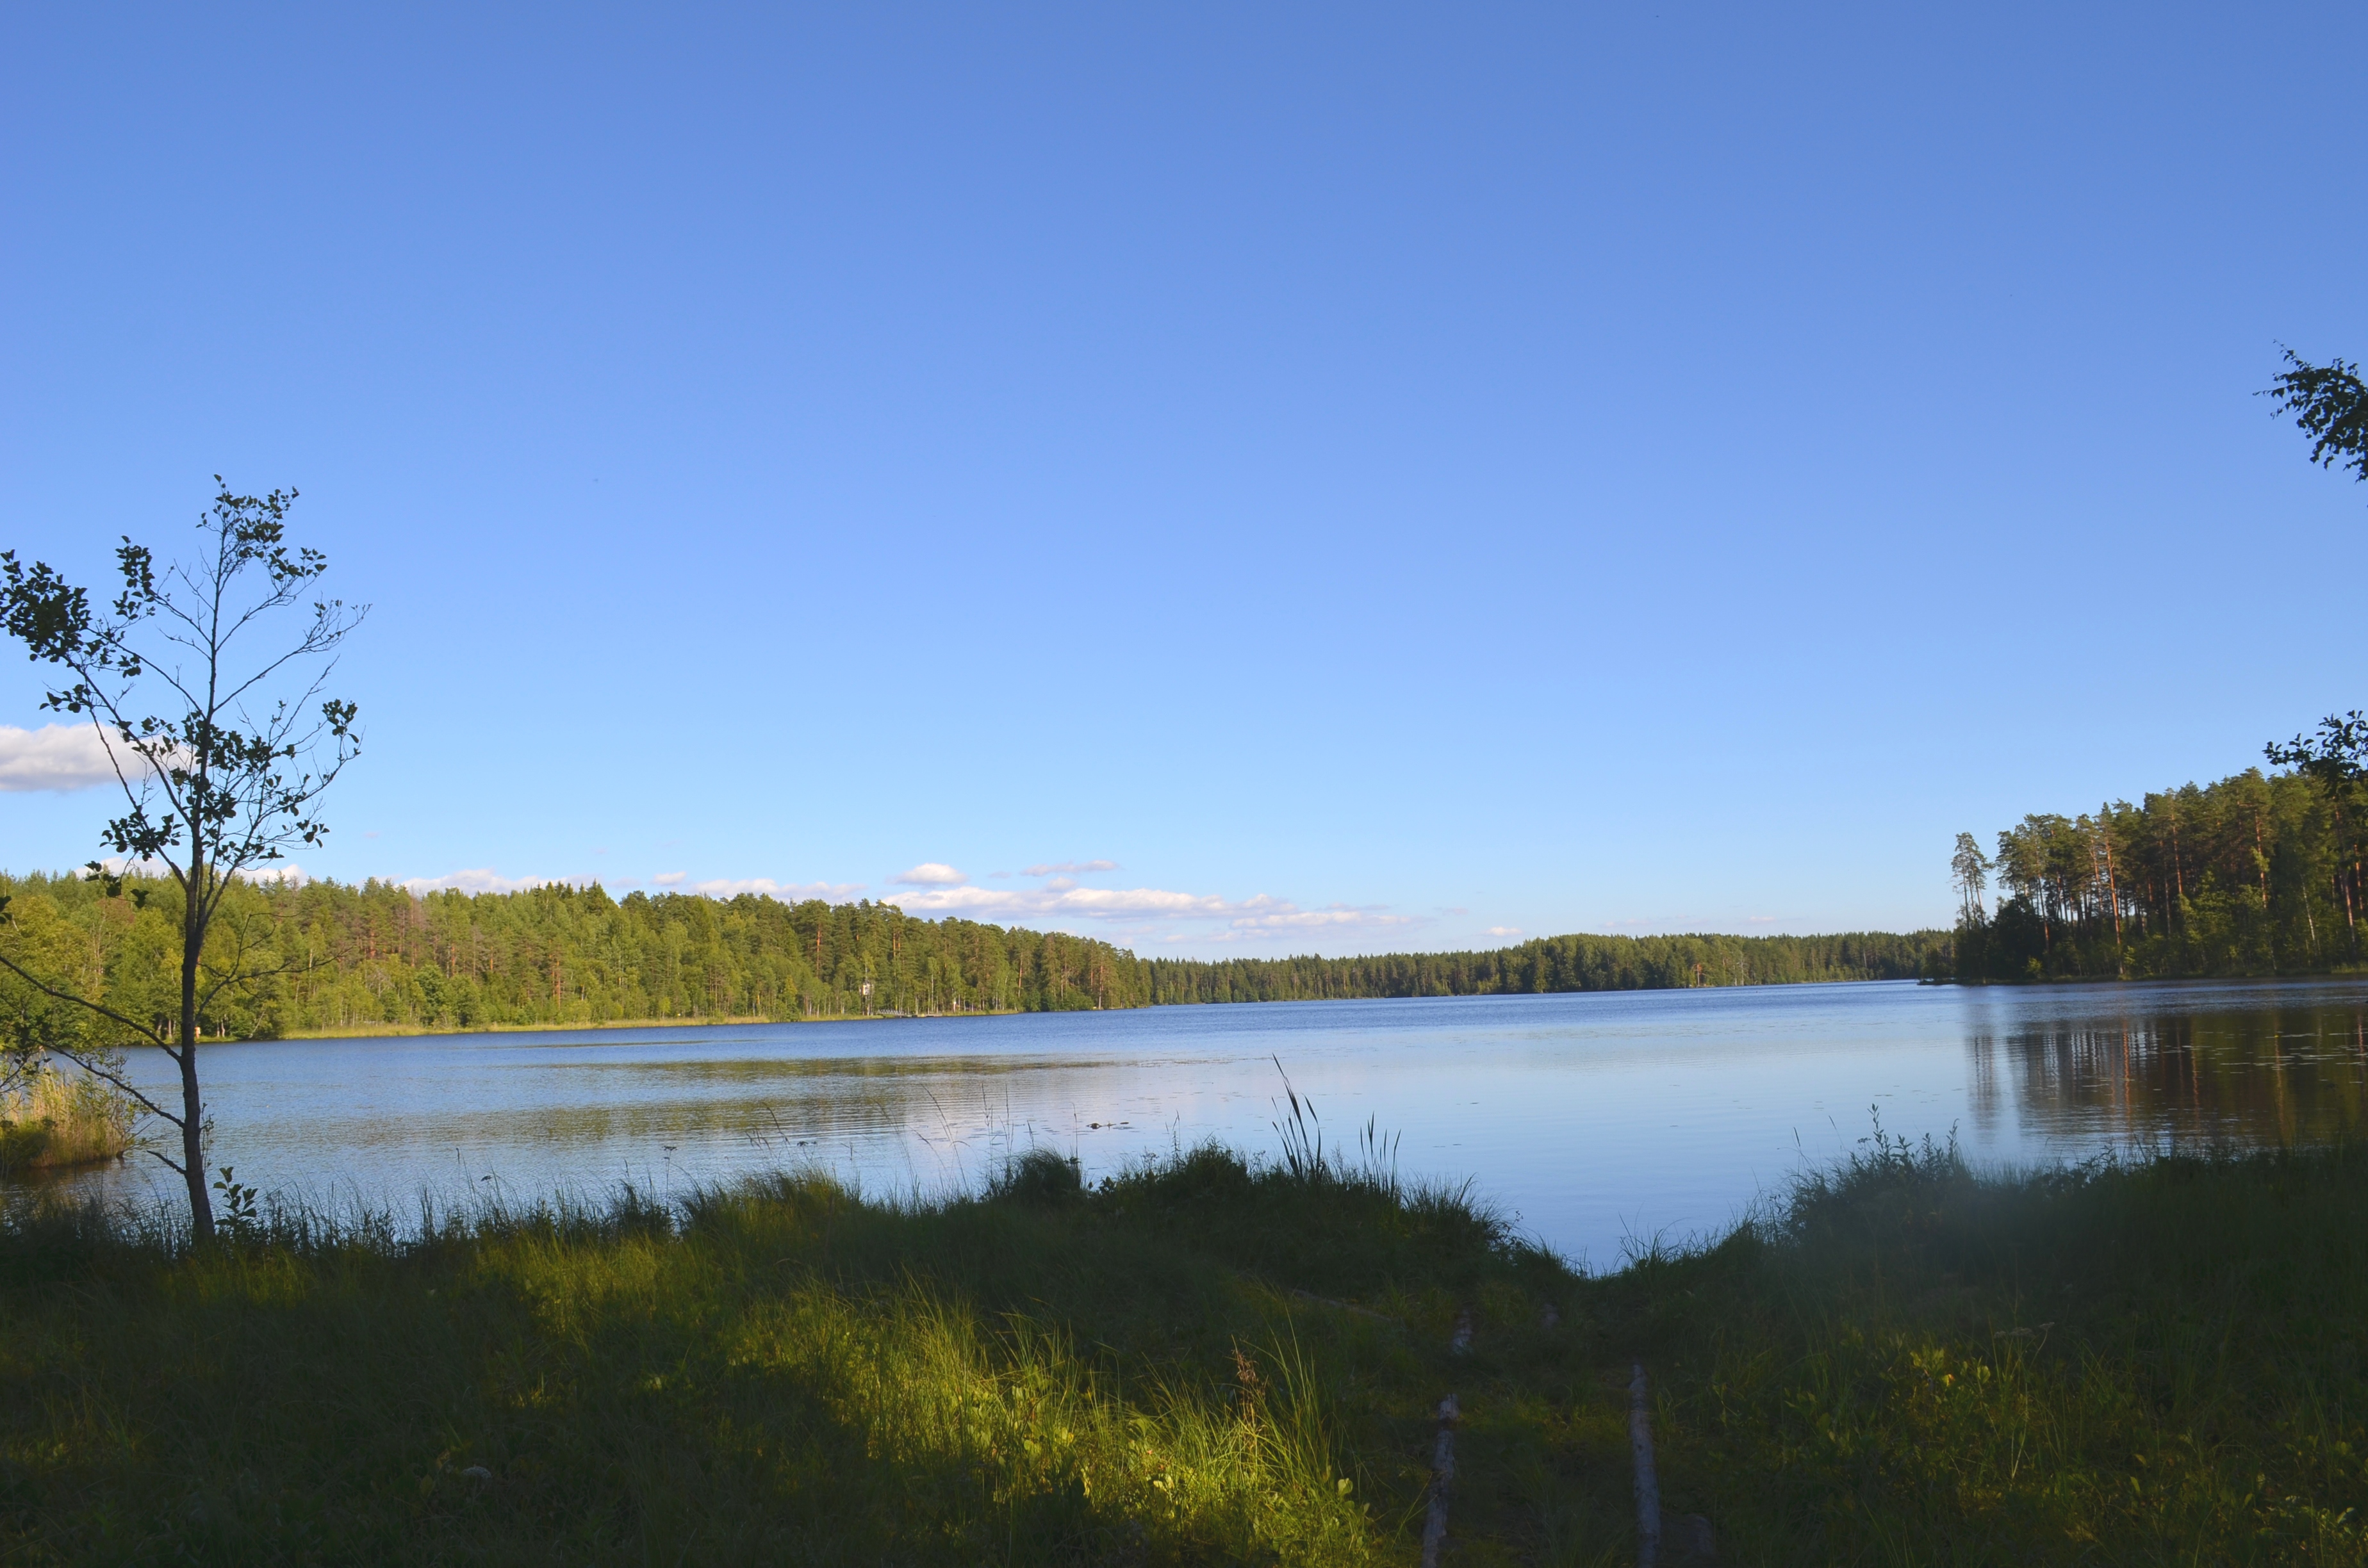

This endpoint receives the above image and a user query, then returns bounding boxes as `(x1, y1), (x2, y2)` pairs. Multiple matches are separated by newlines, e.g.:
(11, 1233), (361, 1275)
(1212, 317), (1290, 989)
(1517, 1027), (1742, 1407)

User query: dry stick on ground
(1420, 1392), (1459, 1568)
(1419, 1307), (1476, 1567)
(1631, 1360), (1662, 1568)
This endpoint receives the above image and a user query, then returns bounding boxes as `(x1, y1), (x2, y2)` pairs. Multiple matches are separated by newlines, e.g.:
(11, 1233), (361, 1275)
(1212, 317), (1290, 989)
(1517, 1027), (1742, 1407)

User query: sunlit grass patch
(1, 1135), (2364, 1562)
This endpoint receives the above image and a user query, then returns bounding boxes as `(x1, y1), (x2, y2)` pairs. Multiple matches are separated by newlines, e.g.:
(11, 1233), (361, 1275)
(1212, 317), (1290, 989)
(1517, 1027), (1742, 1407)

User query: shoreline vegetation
(0, 1068), (134, 1175)
(1, 1131), (2360, 1562)
(1948, 756), (2368, 984)
(0, 869), (1948, 1043)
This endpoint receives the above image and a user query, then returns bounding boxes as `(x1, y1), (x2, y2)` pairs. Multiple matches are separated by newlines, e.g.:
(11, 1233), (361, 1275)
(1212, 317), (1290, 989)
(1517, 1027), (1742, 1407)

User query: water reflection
(21, 979), (2368, 1265)
(1968, 981), (2368, 1147)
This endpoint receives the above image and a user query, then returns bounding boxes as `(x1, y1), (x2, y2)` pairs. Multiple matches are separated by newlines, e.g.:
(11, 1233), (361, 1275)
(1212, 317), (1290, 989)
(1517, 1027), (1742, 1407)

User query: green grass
(0, 1133), (2363, 1564)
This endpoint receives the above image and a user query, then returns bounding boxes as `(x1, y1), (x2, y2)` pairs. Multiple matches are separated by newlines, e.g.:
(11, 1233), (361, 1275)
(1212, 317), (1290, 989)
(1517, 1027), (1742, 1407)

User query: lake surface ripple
(45, 977), (2368, 1267)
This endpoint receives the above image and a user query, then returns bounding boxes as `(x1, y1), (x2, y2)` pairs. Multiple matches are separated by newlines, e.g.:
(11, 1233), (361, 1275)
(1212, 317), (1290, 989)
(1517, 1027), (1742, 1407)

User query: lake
(43, 976), (2368, 1266)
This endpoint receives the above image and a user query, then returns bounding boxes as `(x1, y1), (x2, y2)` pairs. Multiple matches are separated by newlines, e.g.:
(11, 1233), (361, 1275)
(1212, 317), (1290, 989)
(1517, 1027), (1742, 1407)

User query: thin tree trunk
(2099, 812), (2125, 971)
(2255, 812), (2276, 971)
(181, 850), (215, 1239)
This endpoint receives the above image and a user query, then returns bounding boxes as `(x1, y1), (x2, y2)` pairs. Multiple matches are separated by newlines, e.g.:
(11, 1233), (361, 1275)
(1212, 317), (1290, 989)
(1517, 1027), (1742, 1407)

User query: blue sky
(3, 3), (2363, 956)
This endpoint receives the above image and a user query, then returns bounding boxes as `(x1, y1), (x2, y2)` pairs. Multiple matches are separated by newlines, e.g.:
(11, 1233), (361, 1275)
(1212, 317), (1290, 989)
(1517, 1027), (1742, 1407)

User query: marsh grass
(1601, 1129), (2368, 1564)
(0, 1068), (134, 1175)
(1, 1132), (2363, 1564)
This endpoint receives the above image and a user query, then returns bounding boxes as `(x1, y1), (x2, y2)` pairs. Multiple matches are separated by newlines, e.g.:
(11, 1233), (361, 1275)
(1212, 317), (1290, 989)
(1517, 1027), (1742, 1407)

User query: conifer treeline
(1144, 930), (1946, 1002)
(1951, 764), (2367, 981)
(0, 870), (1948, 1041)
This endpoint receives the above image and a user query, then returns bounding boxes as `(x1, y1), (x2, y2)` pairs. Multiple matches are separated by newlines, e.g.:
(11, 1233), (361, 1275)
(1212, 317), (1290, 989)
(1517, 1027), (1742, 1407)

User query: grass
(0, 1130), (2362, 1564)
(0, 1069), (135, 1175)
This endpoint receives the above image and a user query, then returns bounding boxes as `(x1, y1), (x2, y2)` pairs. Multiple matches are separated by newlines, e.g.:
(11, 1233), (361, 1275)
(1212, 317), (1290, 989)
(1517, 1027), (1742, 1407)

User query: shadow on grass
(13, 1130), (2364, 1564)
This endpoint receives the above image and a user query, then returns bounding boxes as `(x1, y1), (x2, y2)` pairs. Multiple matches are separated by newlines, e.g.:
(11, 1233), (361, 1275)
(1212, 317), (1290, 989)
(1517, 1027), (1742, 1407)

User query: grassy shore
(0, 1070), (134, 1175)
(0, 1136), (2362, 1564)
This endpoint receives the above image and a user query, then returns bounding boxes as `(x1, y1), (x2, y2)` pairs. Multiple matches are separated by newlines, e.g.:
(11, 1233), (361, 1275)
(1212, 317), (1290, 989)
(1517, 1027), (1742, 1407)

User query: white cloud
(1022, 860), (1117, 877)
(1486, 926), (1522, 937)
(882, 880), (1411, 939)
(0, 724), (131, 792)
(400, 869), (558, 895)
(240, 863), (308, 886)
(892, 862), (967, 886)
(653, 871), (687, 886)
(684, 878), (861, 900)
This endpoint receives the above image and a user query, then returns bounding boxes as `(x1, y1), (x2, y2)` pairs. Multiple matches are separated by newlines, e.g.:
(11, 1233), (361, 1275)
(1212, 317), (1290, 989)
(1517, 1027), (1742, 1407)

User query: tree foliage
(1950, 748), (2368, 982)
(0, 874), (1952, 1040)
(2263, 348), (2368, 489)
(0, 480), (362, 1235)
(1142, 929), (1947, 1002)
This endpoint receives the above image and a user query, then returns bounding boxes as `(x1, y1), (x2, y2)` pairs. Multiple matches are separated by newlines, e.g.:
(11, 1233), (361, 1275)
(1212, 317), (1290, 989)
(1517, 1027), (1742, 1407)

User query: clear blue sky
(3, 4), (2362, 956)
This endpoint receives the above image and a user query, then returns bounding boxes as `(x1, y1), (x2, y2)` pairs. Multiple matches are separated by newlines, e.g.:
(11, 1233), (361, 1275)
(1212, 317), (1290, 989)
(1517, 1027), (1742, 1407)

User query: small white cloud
(653, 871), (687, 886)
(0, 724), (131, 793)
(240, 863), (308, 887)
(1022, 860), (1117, 877)
(1747, 915), (1778, 924)
(882, 881), (1412, 940)
(400, 869), (554, 895)
(894, 863), (967, 886)
(1486, 926), (1522, 937)
(687, 878), (860, 900)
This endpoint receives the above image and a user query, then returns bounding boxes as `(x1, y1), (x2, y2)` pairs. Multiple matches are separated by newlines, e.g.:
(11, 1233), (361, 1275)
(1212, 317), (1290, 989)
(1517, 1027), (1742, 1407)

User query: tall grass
(0, 1143), (1552, 1563)
(1599, 1129), (2368, 1564)
(3, 1130), (2363, 1562)
(0, 1067), (133, 1175)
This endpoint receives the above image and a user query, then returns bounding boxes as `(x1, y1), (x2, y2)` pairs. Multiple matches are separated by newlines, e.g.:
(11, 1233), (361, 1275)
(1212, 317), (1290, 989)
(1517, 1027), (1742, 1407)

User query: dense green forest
(0, 875), (1147, 1040)
(0, 870), (1947, 1041)
(1144, 929), (1946, 1002)
(1950, 756), (2367, 982)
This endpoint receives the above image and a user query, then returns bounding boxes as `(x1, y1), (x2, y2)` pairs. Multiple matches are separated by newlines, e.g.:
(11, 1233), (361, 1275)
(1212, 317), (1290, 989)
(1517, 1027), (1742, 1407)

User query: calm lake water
(43, 977), (2368, 1267)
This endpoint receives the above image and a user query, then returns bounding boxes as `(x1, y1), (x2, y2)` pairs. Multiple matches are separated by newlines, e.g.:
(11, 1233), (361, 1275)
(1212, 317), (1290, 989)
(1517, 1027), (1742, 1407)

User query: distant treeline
(0, 870), (1948, 1042)
(1144, 930), (1948, 1003)
(1950, 762), (2366, 983)
(0, 875), (1145, 1040)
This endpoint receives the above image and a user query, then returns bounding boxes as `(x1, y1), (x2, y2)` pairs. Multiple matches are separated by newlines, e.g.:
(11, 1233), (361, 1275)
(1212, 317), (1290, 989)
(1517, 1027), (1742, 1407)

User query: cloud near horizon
(400, 868), (572, 895)
(1021, 860), (1117, 877)
(684, 876), (864, 900)
(882, 880), (1411, 938)
(0, 724), (136, 792)
(892, 862), (967, 886)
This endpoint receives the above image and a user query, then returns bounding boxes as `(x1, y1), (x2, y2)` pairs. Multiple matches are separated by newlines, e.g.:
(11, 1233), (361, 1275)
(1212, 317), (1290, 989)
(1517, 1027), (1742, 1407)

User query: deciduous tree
(0, 481), (364, 1236)
(2263, 348), (2368, 489)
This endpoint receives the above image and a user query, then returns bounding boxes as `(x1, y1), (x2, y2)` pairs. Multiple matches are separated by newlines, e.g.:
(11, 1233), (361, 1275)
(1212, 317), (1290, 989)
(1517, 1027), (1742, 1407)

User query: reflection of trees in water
(1969, 999), (2368, 1145)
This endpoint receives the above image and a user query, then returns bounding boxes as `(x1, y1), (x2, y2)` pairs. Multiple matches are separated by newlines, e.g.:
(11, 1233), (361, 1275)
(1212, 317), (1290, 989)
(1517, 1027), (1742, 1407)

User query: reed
(0, 1068), (134, 1175)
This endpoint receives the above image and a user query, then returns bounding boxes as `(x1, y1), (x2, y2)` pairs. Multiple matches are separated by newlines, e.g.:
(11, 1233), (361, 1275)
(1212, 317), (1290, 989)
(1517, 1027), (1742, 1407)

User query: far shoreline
(221, 968), (2368, 1043)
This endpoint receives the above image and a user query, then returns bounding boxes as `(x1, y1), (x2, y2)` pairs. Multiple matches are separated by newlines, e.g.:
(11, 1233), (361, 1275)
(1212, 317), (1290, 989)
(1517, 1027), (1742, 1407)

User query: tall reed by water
(0, 1068), (133, 1175)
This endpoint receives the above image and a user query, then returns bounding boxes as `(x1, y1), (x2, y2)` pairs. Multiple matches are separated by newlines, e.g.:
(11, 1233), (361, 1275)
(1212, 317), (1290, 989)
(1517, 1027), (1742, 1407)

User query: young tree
(2262, 348), (2368, 489)
(0, 481), (364, 1237)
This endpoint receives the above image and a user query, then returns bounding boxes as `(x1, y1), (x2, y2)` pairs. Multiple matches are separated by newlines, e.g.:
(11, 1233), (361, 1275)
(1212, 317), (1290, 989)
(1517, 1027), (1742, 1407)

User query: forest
(1950, 750), (2367, 982)
(0, 870), (1948, 1042)
(1144, 929), (1945, 1002)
